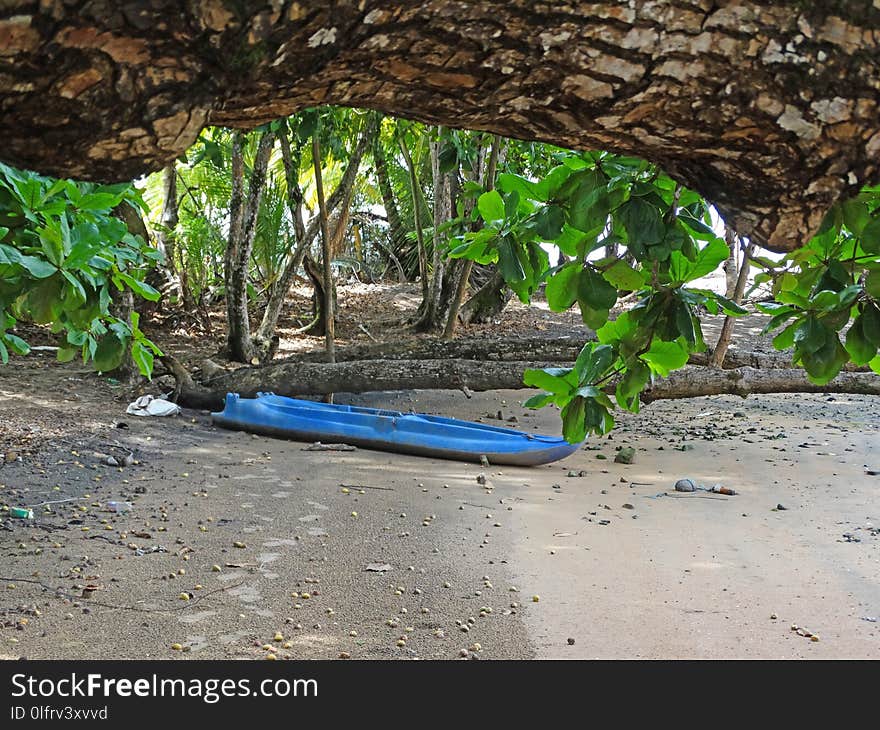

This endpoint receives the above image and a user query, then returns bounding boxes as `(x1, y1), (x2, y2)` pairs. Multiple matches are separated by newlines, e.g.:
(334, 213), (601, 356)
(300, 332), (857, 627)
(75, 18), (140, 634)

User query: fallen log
(170, 356), (561, 410)
(287, 334), (588, 364)
(640, 367), (880, 403)
(166, 351), (880, 413)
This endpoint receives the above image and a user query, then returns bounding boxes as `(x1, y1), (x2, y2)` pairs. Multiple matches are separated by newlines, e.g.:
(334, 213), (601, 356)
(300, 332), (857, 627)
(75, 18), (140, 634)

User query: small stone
(339, 651), (351, 659)
(614, 447), (636, 464)
(567, 637), (575, 645)
(170, 643), (183, 651)
(674, 478), (697, 493)
(532, 595), (540, 602)
(233, 541), (246, 549)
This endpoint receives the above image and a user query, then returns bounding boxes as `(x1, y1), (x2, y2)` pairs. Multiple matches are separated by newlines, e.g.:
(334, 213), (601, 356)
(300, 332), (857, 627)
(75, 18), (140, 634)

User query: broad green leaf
(560, 396), (588, 443)
(845, 316), (877, 365)
(533, 205), (565, 240)
(523, 392), (555, 409)
(92, 333), (127, 373)
(117, 272), (161, 302)
(641, 340), (688, 377)
(56, 346), (77, 363)
(545, 264), (580, 312)
(578, 266), (617, 311)
(496, 238), (525, 282)
(603, 260), (645, 290)
(862, 303), (880, 346)
(477, 190), (505, 223)
(523, 367), (573, 396)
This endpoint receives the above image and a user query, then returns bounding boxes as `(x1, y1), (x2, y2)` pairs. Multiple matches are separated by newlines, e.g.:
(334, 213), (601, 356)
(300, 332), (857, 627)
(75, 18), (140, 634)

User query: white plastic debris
(126, 395), (181, 417)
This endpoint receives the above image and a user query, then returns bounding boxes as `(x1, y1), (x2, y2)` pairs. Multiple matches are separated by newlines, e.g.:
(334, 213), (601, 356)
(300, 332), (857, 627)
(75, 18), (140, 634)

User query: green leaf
(799, 332), (848, 385)
(578, 266), (618, 311)
(845, 316), (877, 365)
(131, 340), (154, 378)
(117, 272), (161, 302)
(545, 264), (580, 312)
(772, 322), (799, 351)
(496, 238), (526, 283)
(842, 199), (870, 235)
(641, 340), (689, 377)
(573, 342), (614, 385)
(92, 333), (127, 373)
(533, 205), (565, 240)
(619, 197), (664, 250)
(578, 304), (610, 330)
(866, 269), (880, 299)
(523, 367), (573, 396)
(523, 392), (555, 409)
(862, 303), (880, 346)
(861, 217), (880, 254)
(560, 396), (588, 444)
(615, 360), (649, 411)
(603, 260), (645, 290)
(794, 317), (828, 355)
(4, 334), (29, 355)
(18, 255), (57, 278)
(477, 190), (505, 223)
(668, 236), (728, 284)
(56, 346), (77, 363)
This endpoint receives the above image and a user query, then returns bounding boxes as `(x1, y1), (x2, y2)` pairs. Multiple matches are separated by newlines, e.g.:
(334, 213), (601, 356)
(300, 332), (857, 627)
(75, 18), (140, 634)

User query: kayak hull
(211, 393), (582, 466)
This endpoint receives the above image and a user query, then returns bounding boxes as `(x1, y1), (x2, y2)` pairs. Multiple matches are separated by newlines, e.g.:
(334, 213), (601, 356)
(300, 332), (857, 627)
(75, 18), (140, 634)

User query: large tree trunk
(4, 4), (879, 255)
(224, 129), (276, 363)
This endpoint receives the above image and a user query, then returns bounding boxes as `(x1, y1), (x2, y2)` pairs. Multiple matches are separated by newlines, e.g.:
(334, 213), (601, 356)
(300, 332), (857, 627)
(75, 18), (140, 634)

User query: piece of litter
(126, 395), (181, 417)
(365, 563), (393, 572)
(304, 442), (356, 452)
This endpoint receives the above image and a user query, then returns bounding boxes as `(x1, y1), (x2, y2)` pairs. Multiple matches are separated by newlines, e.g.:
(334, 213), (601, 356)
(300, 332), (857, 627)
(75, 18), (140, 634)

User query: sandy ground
(0, 293), (878, 660)
(0, 354), (878, 659)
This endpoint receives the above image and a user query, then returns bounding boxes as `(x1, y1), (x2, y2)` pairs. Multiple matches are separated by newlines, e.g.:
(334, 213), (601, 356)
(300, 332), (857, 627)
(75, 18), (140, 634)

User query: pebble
(532, 595), (540, 603)
(567, 638), (575, 645)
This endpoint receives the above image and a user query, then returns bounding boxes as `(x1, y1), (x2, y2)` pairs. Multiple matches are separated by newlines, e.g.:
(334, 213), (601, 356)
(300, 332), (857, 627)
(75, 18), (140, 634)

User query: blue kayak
(211, 393), (583, 466)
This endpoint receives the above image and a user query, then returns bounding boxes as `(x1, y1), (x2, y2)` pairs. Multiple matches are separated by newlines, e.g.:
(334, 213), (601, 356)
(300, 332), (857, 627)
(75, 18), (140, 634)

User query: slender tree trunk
(312, 134), (335, 371)
(443, 135), (502, 339)
(723, 226), (739, 299)
(399, 132), (429, 301)
(372, 128), (409, 271)
(414, 134), (454, 332)
(709, 240), (755, 368)
(225, 129), (276, 363)
(254, 116), (377, 352)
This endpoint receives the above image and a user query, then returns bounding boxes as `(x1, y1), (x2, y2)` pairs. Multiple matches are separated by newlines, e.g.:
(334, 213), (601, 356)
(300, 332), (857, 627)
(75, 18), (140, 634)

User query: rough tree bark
(224, 129), (276, 363)
(2, 3), (879, 254)
(460, 269), (512, 325)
